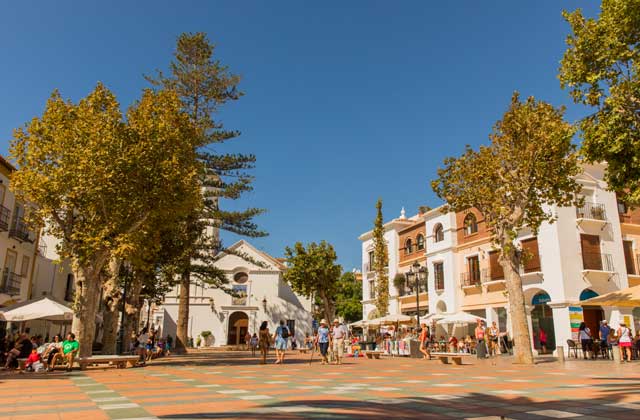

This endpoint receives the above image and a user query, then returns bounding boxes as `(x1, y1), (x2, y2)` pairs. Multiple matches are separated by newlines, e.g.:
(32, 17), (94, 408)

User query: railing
(9, 218), (34, 243)
(576, 203), (607, 221)
(0, 270), (22, 295)
(582, 252), (614, 272)
(0, 205), (10, 231)
(460, 268), (487, 287)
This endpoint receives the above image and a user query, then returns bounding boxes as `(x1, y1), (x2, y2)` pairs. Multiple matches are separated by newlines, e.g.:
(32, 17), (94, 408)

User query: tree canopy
(335, 271), (363, 323)
(10, 84), (201, 356)
(431, 93), (582, 364)
(372, 199), (389, 317)
(560, 0), (640, 202)
(283, 241), (342, 322)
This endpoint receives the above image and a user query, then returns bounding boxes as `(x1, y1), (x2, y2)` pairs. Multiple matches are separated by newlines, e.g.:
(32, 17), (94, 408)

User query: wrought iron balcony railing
(0, 270), (22, 295)
(576, 203), (607, 221)
(0, 205), (10, 231)
(582, 252), (614, 272)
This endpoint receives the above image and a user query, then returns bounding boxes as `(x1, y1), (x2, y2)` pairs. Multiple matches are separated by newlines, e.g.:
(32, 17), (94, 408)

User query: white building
(359, 163), (640, 355)
(159, 240), (313, 347)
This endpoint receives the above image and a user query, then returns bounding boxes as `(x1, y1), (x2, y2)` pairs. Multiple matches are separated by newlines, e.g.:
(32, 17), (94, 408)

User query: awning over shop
(578, 285), (640, 308)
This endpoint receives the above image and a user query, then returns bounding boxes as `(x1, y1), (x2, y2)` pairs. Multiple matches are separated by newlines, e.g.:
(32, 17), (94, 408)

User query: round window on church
(233, 272), (249, 284)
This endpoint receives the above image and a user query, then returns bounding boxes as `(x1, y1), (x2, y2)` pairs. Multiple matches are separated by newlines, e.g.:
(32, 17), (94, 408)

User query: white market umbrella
(349, 320), (367, 328)
(437, 311), (485, 337)
(437, 311), (485, 326)
(0, 296), (73, 322)
(368, 314), (413, 326)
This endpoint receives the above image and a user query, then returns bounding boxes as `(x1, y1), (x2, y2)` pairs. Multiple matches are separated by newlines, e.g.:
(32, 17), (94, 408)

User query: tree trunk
(71, 265), (102, 358)
(100, 258), (122, 355)
(122, 274), (143, 352)
(501, 254), (535, 365)
(319, 290), (335, 323)
(101, 307), (119, 354)
(175, 268), (190, 354)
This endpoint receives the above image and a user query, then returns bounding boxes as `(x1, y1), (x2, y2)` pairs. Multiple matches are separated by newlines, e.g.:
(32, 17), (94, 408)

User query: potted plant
(201, 330), (213, 347)
(393, 273), (406, 296)
(196, 335), (202, 347)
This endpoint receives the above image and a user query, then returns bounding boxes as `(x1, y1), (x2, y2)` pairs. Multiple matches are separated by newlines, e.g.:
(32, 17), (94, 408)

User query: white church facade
(158, 240), (313, 347)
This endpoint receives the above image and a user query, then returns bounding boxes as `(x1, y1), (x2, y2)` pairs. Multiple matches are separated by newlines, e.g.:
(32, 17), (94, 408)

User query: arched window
(416, 234), (425, 250)
(404, 238), (413, 255)
(434, 223), (444, 242)
(463, 213), (478, 236)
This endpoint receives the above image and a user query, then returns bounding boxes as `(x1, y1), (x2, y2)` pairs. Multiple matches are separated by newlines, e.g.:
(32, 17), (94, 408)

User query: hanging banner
(569, 306), (583, 341)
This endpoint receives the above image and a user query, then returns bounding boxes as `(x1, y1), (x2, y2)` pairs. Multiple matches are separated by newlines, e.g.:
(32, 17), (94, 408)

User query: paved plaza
(0, 350), (639, 420)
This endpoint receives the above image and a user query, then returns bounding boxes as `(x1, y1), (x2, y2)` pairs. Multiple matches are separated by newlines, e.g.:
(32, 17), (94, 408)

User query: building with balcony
(0, 155), (75, 338)
(158, 240), (313, 347)
(358, 162), (639, 355)
(359, 208), (416, 321)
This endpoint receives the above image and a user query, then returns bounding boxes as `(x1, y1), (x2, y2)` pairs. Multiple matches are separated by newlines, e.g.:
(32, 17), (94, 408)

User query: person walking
(273, 320), (290, 364)
(244, 332), (252, 351)
(538, 327), (547, 354)
(475, 320), (487, 359)
(419, 323), (431, 359)
(578, 322), (593, 359)
(488, 322), (500, 356)
(599, 320), (611, 358)
(617, 322), (633, 362)
(258, 321), (271, 364)
(331, 319), (347, 365)
(316, 319), (330, 365)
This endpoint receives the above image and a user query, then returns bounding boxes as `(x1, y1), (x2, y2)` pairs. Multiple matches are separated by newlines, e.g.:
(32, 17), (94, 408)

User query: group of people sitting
(131, 328), (170, 364)
(2, 332), (79, 372)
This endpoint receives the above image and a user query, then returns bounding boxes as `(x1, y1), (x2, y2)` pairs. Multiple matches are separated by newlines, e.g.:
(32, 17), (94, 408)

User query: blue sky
(0, 1), (599, 270)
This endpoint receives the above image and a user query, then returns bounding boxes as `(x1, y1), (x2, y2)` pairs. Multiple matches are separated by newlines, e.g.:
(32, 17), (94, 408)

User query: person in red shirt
(538, 328), (547, 354)
(24, 348), (41, 372)
(419, 323), (431, 359)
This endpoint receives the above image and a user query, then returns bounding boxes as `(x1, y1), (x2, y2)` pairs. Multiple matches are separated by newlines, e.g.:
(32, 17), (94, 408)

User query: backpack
(280, 326), (289, 339)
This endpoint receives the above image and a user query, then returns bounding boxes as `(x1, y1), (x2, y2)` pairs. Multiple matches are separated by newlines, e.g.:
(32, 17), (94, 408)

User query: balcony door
(2, 250), (17, 289)
(623, 240), (636, 275)
(468, 256), (480, 284)
(580, 234), (602, 270)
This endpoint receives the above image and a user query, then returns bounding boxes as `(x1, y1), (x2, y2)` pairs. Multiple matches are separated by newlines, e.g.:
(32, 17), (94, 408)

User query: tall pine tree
(372, 199), (389, 317)
(147, 32), (266, 353)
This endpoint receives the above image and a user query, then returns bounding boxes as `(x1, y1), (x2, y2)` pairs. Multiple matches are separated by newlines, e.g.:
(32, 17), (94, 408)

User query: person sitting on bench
(2, 333), (32, 370)
(49, 333), (79, 372)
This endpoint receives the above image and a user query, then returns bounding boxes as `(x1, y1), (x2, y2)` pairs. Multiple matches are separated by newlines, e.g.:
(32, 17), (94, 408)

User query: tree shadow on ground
(155, 390), (640, 420)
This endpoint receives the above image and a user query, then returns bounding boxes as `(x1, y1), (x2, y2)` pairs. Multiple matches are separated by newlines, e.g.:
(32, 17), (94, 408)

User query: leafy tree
(283, 241), (342, 322)
(431, 93), (582, 364)
(147, 32), (266, 352)
(335, 271), (363, 323)
(10, 85), (200, 356)
(372, 199), (389, 317)
(559, 0), (640, 203)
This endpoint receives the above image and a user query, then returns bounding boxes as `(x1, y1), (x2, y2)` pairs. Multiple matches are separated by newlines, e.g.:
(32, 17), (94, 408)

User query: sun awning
(437, 311), (486, 326)
(577, 285), (640, 308)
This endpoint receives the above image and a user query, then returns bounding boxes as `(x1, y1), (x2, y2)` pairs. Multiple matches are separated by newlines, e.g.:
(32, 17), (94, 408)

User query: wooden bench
(364, 351), (383, 359)
(431, 352), (473, 365)
(77, 355), (140, 370)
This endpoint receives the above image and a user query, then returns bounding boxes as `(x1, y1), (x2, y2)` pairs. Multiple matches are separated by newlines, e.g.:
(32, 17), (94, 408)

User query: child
(250, 333), (258, 356)
(25, 348), (42, 372)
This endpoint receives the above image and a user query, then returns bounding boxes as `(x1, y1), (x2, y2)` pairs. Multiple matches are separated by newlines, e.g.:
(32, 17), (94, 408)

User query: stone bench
(431, 352), (473, 365)
(364, 351), (383, 359)
(77, 355), (140, 370)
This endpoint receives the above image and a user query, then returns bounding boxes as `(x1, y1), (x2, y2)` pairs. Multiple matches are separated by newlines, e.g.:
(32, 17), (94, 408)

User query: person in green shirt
(49, 333), (79, 372)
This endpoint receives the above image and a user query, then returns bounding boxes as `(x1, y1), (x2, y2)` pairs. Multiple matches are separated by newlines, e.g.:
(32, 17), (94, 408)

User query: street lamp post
(405, 261), (428, 330)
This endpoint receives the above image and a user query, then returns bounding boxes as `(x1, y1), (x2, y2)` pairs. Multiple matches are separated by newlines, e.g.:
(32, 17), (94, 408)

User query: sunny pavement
(0, 350), (639, 420)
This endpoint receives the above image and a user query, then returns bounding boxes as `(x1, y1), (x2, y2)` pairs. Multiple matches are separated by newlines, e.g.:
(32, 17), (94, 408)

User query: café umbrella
(0, 296), (73, 322)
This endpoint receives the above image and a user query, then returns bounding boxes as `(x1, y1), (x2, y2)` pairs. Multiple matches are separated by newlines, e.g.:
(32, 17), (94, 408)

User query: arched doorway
(580, 289), (604, 340)
(227, 311), (249, 345)
(531, 291), (555, 352)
